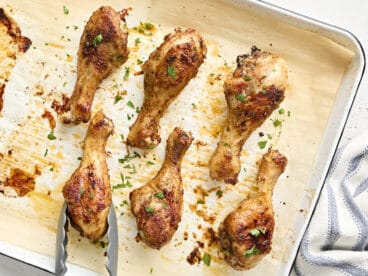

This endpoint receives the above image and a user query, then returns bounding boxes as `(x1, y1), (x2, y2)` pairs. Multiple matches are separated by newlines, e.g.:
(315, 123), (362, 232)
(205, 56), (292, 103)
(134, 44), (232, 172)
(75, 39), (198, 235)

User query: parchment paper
(0, 0), (353, 275)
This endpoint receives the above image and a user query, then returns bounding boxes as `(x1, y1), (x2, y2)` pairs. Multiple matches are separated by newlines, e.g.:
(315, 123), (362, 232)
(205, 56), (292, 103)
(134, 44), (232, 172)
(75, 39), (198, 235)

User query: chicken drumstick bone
(209, 47), (288, 184)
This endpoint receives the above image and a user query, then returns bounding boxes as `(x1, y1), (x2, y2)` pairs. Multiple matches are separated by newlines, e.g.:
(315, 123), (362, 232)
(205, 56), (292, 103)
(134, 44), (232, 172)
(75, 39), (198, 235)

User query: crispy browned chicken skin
(218, 149), (287, 270)
(61, 6), (129, 124)
(130, 127), (193, 249)
(62, 111), (114, 240)
(209, 47), (288, 184)
(127, 28), (206, 149)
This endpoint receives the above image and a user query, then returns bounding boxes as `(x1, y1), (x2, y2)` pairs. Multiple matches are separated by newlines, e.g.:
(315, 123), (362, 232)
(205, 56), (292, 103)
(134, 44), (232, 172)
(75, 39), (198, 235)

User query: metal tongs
(55, 203), (118, 276)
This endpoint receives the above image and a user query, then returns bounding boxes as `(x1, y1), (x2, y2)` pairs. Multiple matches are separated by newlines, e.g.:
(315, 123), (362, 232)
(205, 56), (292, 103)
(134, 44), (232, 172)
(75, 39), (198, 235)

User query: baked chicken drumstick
(127, 28), (206, 149)
(218, 149), (287, 270)
(209, 47), (288, 184)
(130, 127), (193, 249)
(61, 6), (129, 124)
(62, 110), (114, 240)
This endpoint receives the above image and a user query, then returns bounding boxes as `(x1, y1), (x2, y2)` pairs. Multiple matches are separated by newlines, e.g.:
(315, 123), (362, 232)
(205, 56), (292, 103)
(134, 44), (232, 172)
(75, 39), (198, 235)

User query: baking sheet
(0, 0), (356, 275)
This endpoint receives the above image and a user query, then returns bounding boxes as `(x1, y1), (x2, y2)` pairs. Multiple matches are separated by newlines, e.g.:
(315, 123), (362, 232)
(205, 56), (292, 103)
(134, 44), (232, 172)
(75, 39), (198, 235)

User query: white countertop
(1, 0), (367, 275)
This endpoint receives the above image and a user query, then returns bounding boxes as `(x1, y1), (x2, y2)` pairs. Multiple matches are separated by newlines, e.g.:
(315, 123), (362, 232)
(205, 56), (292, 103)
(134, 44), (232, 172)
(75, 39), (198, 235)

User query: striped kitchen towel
(294, 131), (368, 275)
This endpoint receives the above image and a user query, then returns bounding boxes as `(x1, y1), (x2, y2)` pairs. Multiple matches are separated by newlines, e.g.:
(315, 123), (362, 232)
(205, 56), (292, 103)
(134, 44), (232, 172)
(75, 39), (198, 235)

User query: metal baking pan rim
(0, 240), (95, 274)
(243, 1), (366, 274)
(0, 245), (53, 274)
(287, 32), (366, 275)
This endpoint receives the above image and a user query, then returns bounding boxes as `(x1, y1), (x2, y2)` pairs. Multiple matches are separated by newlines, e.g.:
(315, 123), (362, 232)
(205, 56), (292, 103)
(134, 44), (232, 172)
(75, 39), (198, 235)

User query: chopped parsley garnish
(202, 253), (211, 266)
(267, 133), (273, 139)
(63, 81), (67, 87)
(192, 103), (197, 109)
(114, 95), (122, 104)
(127, 100), (135, 109)
(260, 90), (268, 94)
(273, 119), (282, 127)
(216, 189), (223, 198)
(197, 200), (205, 204)
(243, 247), (260, 257)
(123, 66), (130, 81)
(118, 151), (141, 164)
(127, 114), (132, 120)
(93, 34), (103, 46)
(249, 228), (261, 237)
(243, 75), (252, 81)
(236, 93), (246, 103)
(116, 55), (124, 62)
(288, 110), (291, 117)
(223, 142), (231, 148)
(162, 202), (168, 208)
(50, 167), (54, 172)
(167, 65), (176, 79)
(100, 241), (106, 248)
(124, 164), (132, 169)
(73, 25), (78, 30)
(278, 108), (285, 115)
(112, 173), (132, 190)
(150, 267), (153, 274)
(89, 191), (95, 199)
(120, 200), (128, 206)
(146, 161), (154, 165)
(134, 22), (155, 35)
(154, 192), (164, 199)
(63, 5), (69, 15)
(258, 140), (267, 149)
(260, 227), (267, 234)
(120, 134), (124, 140)
(77, 157), (82, 160)
(128, 164), (137, 174)
(145, 206), (154, 214)
(47, 132), (56, 140)
(135, 106), (141, 113)
(79, 188), (84, 195)
(135, 37), (141, 44)
(209, 73), (215, 77)
(137, 59), (143, 65)
(147, 144), (155, 149)
(143, 22), (155, 30)
(223, 249), (233, 255)
(44, 149), (48, 157)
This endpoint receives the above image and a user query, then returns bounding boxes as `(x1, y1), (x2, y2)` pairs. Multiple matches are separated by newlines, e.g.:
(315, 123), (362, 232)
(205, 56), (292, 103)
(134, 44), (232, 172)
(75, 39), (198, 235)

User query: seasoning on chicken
(209, 47), (288, 184)
(61, 6), (129, 124)
(218, 149), (287, 270)
(62, 110), (114, 240)
(127, 28), (206, 149)
(130, 127), (193, 249)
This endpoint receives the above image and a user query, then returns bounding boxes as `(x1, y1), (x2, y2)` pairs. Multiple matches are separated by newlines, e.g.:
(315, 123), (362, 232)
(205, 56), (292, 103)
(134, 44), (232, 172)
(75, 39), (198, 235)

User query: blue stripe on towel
(341, 149), (368, 251)
(322, 182), (340, 251)
(353, 177), (368, 198)
(321, 146), (345, 250)
(300, 230), (368, 275)
(294, 260), (304, 276)
(297, 143), (368, 274)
